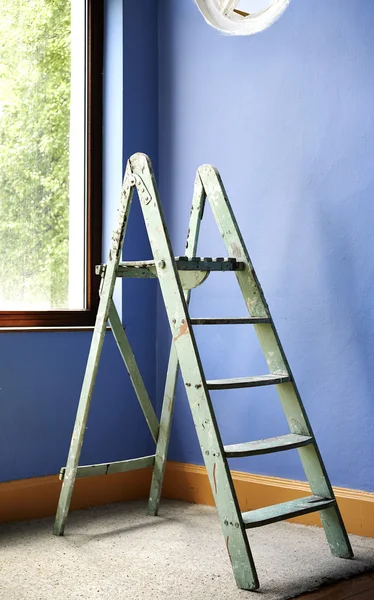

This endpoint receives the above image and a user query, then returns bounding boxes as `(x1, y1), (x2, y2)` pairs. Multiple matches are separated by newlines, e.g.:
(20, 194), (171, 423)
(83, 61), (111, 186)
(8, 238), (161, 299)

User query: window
(195, 0), (290, 35)
(0, 0), (103, 327)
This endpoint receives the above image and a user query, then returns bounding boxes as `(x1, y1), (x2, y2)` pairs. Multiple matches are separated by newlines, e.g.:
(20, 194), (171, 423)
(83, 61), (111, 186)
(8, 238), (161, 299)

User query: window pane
(0, 0), (86, 310)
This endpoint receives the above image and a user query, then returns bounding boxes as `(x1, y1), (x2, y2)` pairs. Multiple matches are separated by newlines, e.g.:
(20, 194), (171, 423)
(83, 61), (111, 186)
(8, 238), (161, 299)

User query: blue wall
(121, 0), (158, 399)
(157, 0), (374, 492)
(0, 0), (159, 483)
(2, 0), (374, 496)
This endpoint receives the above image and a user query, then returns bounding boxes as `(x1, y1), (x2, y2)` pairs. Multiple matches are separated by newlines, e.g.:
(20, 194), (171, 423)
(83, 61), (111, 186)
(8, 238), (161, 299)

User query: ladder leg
(53, 167), (135, 536)
(277, 383), (353, 558)
(147, 344), (179, 515)
(198, 165), (353, 560)
(148, 174), (206, 516)
(131, 154), (259, 590)
(293, 427), (353, 558)
(53, 303), (111, 535)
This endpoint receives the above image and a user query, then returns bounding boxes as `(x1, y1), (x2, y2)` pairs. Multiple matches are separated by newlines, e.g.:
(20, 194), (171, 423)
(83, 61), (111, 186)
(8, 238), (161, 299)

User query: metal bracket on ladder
(53, 153), (353, 591)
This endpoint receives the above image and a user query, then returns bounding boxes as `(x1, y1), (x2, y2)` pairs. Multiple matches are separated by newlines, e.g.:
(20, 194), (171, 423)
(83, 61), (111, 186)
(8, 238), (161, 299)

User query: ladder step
(224, 433), (313, 457)
(191, 317), (271, 325)
(241, 495), (336, 529)
(59, 455), (155, 480)
(206, 373), (291, 390)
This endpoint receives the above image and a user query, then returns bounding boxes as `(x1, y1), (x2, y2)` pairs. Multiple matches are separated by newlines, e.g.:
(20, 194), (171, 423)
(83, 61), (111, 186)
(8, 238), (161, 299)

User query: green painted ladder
(53, 153), (353, 591)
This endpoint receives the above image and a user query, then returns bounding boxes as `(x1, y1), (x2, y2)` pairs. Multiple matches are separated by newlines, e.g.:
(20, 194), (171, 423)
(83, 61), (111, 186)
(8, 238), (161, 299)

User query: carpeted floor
(1, 500), (374, 600)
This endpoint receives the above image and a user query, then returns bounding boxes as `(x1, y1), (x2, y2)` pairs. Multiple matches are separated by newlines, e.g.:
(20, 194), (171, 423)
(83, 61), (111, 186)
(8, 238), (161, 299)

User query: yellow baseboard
(1, 462), (373, 538)
(163, 462), (374, 538)
(0, 467), (152, 524)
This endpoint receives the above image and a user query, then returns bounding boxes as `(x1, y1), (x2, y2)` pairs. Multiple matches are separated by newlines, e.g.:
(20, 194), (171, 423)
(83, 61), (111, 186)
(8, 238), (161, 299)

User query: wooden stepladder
(54, 153), (353, 591)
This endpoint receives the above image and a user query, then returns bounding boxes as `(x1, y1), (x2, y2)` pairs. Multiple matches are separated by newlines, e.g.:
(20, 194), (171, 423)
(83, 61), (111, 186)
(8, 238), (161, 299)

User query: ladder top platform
(96, 257), (246, 277)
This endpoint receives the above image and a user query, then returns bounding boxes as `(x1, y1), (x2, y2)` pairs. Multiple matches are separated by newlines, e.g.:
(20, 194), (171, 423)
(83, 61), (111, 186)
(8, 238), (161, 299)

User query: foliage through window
(0, 0), (102, 326)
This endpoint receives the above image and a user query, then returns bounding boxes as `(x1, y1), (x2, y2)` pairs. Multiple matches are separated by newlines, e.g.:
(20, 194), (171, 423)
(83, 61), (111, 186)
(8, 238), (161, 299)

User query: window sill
(0, 326), (112, 333)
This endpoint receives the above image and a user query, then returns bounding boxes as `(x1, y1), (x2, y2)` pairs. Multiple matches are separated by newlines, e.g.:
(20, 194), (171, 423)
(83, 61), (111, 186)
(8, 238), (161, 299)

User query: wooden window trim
(0, 0), (103, 328)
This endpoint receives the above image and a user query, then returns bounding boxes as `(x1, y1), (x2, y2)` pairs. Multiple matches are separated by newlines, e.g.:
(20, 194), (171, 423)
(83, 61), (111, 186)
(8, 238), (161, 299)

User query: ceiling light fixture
(195, 0), (290, 35)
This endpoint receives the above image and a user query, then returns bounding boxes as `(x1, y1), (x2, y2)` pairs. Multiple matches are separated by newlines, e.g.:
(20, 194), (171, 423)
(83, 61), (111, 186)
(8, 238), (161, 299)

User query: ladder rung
(224, 434), (313, 458)
(206, 373), (291, 390)
(241, 496), (336, 529)
(59, 455), (155, 480)
(190, 317), (270, 325)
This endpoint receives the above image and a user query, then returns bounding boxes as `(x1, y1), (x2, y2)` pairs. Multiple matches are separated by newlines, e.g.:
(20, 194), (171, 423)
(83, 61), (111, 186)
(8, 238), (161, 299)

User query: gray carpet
(1, 500), (373, 599)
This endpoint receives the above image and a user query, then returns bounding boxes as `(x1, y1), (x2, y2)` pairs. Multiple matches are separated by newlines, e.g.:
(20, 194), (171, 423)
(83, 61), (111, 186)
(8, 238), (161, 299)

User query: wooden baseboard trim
(0, 467), (153, 524)
(162, 462), (374, 538)
(1, 462), (373, 538)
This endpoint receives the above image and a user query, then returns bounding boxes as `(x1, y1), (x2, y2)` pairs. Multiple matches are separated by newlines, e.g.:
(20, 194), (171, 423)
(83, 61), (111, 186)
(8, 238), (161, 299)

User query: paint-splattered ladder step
(224, 433), (313, 458)
(241, 496), (336, 529)
(206, 374), (291, 390)
(190, 317), (270, 325)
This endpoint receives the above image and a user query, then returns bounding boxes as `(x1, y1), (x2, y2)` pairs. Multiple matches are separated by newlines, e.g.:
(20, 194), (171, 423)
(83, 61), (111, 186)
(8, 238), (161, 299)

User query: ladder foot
(147, 497), (160, 517)
(53, 523), (65, 537)
(233, 572), (260, 591)
(319, 506), (354, 560)
(333, 550), (354, 560)
(53, 501), (69, 536)
(329, 543), (354, 560)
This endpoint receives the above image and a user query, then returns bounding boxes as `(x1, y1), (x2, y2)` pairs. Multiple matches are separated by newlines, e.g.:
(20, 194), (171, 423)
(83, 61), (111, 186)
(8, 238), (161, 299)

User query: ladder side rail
(198, 165), (353, 559)
(148, 173), (206, 515)
(53, 166), (136, 536)
(131, 153), (259, 591)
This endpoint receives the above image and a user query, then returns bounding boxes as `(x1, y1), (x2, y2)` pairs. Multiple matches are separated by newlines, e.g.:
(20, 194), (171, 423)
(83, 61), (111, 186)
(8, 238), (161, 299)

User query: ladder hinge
(95, 264), (106, 277)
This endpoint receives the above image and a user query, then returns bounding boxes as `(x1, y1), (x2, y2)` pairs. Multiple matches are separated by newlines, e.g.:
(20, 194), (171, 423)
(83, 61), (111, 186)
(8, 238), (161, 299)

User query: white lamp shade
(195, 0), (290, 36)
